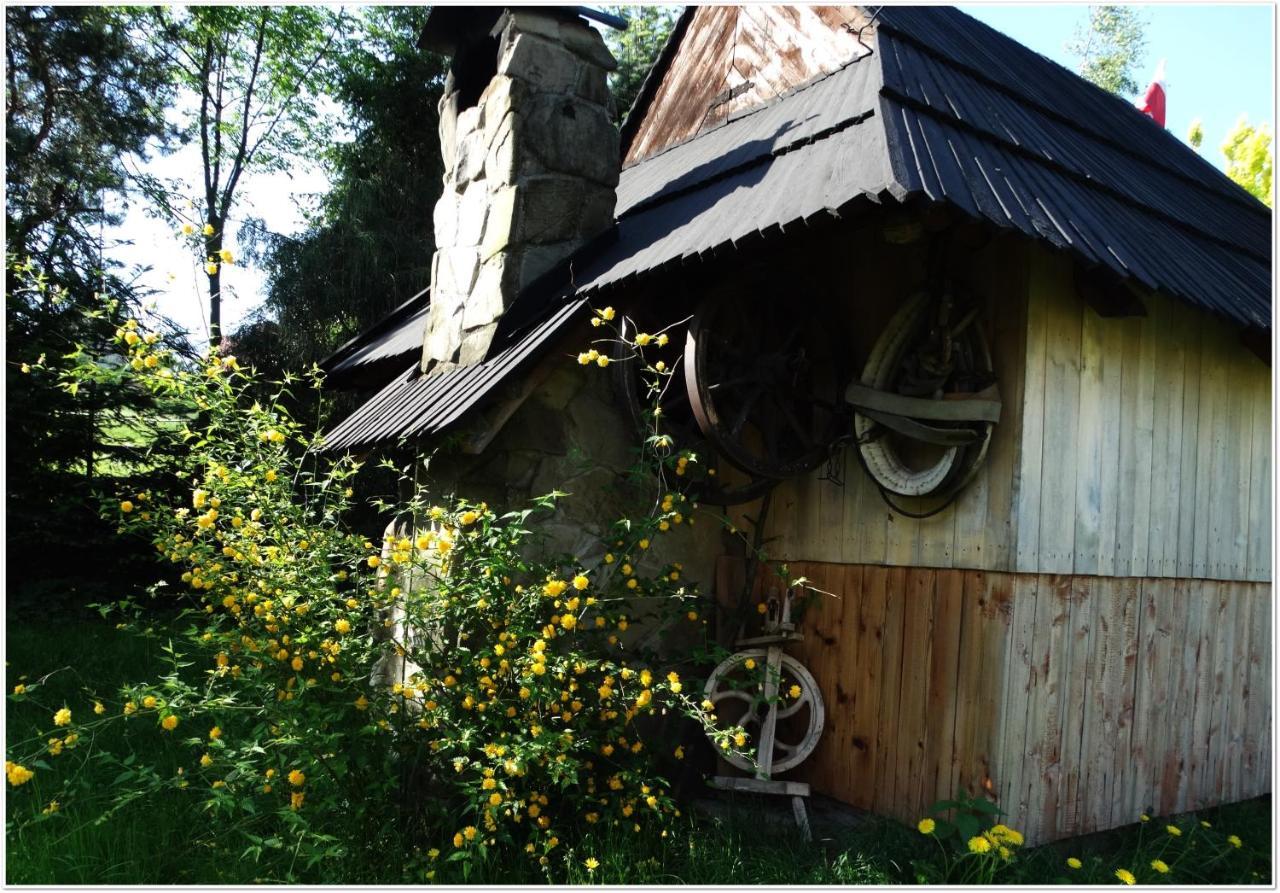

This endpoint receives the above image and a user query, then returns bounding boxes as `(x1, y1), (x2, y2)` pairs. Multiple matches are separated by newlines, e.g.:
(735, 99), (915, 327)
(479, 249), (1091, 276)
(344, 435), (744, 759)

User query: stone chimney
(422, 8), (620, 372)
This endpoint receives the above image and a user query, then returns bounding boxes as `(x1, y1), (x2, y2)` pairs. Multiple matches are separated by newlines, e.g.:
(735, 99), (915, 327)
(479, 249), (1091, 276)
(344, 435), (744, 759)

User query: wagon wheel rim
(702, 649), (825, 776)
(854, 289), (996, 498)
(685, 292), (844, 481)
(611, 317), (781, 506)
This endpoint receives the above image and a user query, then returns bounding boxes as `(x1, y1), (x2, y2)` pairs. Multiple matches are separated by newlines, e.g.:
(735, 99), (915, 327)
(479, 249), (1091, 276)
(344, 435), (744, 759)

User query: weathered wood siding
(624, 5), (872, 164)
(754, 245), (1271, 583)
(720, 558), (1272, 843)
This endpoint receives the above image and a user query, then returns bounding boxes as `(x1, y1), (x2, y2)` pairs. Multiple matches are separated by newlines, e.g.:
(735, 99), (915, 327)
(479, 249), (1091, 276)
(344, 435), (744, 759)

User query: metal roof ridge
(618, 6), (696, 158)
(620, 43), (880, 174)
(318, 286), (430, 373)
(881, 87), (1271, 268)
(874, 14), (1270, 219)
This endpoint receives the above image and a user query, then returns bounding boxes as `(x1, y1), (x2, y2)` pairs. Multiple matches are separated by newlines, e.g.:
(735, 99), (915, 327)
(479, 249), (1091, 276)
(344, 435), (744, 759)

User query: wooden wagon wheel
(851, 288), (997, 499)
(611, 315), (779, 506)
(703, 648), (824, 776)
(684, 291), (844, 481)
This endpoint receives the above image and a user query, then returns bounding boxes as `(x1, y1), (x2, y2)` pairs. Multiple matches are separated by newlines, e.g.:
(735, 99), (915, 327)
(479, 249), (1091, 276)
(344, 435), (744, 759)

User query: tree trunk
(205, 221), (223, 346)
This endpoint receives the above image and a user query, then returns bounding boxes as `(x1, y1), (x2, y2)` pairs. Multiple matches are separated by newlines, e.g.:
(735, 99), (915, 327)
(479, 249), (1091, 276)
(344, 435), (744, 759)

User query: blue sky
(966, 3), (1275, 172)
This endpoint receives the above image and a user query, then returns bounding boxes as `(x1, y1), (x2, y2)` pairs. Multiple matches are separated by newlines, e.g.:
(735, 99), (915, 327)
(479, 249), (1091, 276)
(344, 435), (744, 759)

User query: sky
(110, 3), (1276, 347)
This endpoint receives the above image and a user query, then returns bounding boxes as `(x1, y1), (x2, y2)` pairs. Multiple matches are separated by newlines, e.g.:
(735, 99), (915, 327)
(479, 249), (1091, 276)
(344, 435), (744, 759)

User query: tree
(1065, 5), (1148, 97)
(235, 7), (445, 382)
(600, 5), (680, 124)
(147, 6), (348, 345)
(5, 6), (188, 611)
(1221, 116), (1273, 207)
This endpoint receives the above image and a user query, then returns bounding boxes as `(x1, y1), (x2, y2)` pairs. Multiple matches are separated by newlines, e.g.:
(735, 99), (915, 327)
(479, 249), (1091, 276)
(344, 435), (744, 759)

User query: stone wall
(423, 10), (620, 371)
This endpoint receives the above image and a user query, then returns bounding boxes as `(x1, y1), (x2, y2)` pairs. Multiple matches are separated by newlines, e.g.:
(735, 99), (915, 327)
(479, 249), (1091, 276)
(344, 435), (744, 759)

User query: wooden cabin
(322, 6), (1272, 844)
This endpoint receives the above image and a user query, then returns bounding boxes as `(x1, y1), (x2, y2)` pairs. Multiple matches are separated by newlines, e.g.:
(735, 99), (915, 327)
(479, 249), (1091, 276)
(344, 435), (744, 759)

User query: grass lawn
(6, 619), (1272, 885)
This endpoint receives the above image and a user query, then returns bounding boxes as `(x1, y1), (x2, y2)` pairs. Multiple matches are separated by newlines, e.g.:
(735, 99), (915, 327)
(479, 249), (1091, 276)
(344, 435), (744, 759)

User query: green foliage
(236, 7), (446, 380)
(143, 5), (349, 343)
(1221, 116), (1274, 207)
(1065, 5), (1148, 97)
(5, 291), (745, 882)
(600, 5), (681, 124)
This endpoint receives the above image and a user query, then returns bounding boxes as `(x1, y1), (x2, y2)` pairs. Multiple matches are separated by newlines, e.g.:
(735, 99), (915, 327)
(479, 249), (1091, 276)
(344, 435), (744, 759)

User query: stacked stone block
(422, 9), (620, 371)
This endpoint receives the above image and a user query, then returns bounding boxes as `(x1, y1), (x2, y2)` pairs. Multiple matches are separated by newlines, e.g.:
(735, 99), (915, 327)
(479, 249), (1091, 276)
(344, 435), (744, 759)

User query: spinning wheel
(684, 291), (845, 482)
(704, 649), (824, 776)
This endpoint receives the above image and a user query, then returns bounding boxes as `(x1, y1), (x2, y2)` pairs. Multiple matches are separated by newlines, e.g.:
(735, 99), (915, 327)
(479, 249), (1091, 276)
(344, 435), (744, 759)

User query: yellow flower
(967, 836), (992, 854)
(291, 791), (305, 810)
(1140, 813), (1150, 822)
(1151, 859), (1169, 874)
(744, 659), (756, 670)
(161, 714), (179, 731)
(53, 707), (71, 727)
(788, 684), (802, 699)
(1227, 834), (1243, 848)
(463, 825), (478, 841)
(634, 332), (652, 346)
(202, 223), (215, 236)
(42, 799), (59, 815)
(1115, 868), (1136, 885)
(595, 355), (610, 368)
(917, 818), (936, 834)
(733, 731), (746, 747)
(561, 614), (577, 630)
(123, 701), (137, 716)
(756, 602), (768, 614)
(218, 248), (234, 264)
(572, 574), (589, 590)
(674, 746), (685, 760)
(120, 500), (134, 513)
(1066, 857), (1082, 870)
(200, 753), (214, 768)
(584, 857), (599, 871)
(1166, 824), (1182, 837)
(6, 762), (34, 786)
(599, 306), (615, 320)
(488, 792), (502, 806)
(459, 510), (478, 525)
(93, 701), (105, 715)
(12, 684), (25, 695)
(656, 333), (669, 347)
(205, 262), (218, 276)
(453, 832), (464, 848)
(288, 769), (305, 787)
(334, 618), (351, 635)
(1200, 820), (1211, 829)
(180, 222), (195, 236)
(355, 694), (369, 710)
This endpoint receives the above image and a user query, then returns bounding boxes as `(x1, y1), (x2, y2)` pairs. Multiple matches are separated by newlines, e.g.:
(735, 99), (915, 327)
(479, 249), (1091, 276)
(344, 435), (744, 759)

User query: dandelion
(1151, 859), (1169, 874)
(584, 857), (599, 871)
(968, 836), (992, 854)
(1115, 868), (1136, 885)
(1066, 857), (1082, 870)
(917, 818), (936, 834)
(53, 707), (71, 727)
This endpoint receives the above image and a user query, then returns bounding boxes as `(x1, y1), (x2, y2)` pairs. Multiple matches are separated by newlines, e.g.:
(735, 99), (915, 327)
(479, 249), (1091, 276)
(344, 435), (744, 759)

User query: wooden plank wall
(725, 558), (1273, 844)
(754, 245), (1271, 583)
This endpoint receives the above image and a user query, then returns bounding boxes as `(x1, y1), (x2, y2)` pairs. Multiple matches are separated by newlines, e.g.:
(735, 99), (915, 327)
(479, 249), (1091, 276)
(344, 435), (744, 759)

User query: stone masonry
(422, 9), (620, 372)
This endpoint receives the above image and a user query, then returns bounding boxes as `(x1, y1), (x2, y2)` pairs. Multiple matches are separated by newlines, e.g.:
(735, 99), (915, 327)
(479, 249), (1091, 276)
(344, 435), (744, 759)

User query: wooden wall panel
(752, 244), (1270, 583)
(720, 558), (1273, 845)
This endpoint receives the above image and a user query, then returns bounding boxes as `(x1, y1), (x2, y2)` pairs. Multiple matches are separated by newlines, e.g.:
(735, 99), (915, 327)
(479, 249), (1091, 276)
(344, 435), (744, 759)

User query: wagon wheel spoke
(711, 689), (753, 707)
(775, 695), (810, 719)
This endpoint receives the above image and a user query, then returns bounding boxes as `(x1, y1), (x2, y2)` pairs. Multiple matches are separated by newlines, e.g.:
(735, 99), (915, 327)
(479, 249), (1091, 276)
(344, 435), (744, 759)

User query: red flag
(1136, 59), (1166, 127)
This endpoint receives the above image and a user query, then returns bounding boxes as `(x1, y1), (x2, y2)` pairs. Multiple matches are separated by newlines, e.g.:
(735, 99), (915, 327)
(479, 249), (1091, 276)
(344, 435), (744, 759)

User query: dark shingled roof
(319, 288), (431, 390)
(322, 4), (1271, 452)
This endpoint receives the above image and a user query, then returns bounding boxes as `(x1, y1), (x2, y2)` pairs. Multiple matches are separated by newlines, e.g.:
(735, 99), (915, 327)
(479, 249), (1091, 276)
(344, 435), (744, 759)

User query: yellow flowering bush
(5, 300), (748, 881)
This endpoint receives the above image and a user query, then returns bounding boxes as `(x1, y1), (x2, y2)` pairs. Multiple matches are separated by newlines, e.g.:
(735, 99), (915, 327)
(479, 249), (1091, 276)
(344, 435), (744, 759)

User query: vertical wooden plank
(1036, 270), (1082, 574)
(817, 458), (847, 564)
(1245, 368), (1271, 580)
(1175, 308), (1204, 577)
(1072, 305), (1105, 576)
(1058, 574), (1093, 838)
(996, 573), (1040, 831)
(1095, 317), (1126, 576)
(1025, 574), (1072, 841)
(1110, 576), (1142, 827)
(1168, 577), (1203, 815)
(1112, 316), (1142, 577)
(977, 574), (1014, 804)
(982, 243), (1029, 573)
(1079, 576), (1109, 833)
(1224, 583), (1253, 803)
(1238, 584), (1267, 798)
(857, 471), (889, 570)
(1128, 306), (1158, 576)
(1193, 327), (1228, 579)
(1148, 295), (1186, 577)
(872, 566), (907, 816)
(1013, 256), (1049, 573)
(1198, 582), (1234, 806)
(1186, 580), (1220, 809)
(894, 569), (936, 820)
(848, 564), (887, 809)
(1140, 580), (1176, 816)
(923, 570), (964, 810)
(951, 571), (987, 798)
(1227, 352), (1256, 580)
